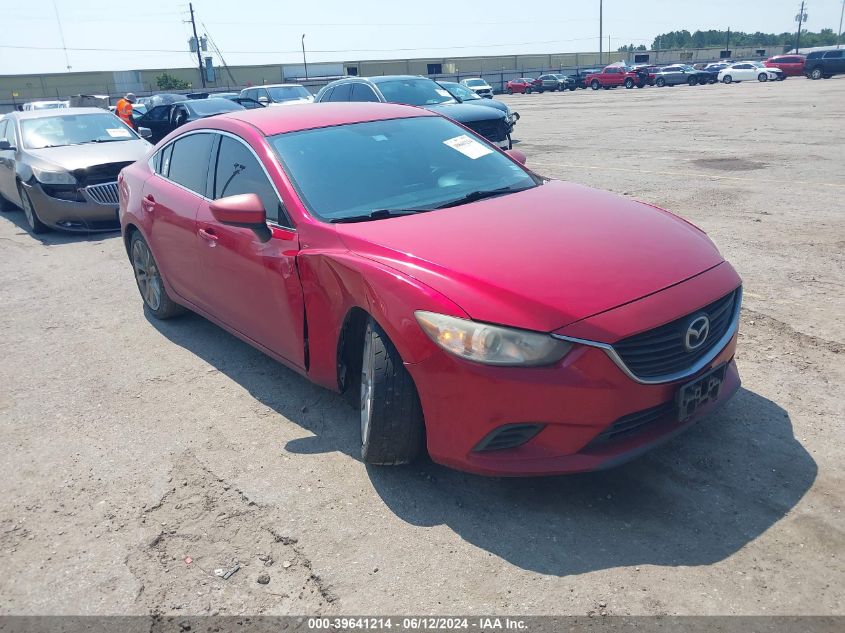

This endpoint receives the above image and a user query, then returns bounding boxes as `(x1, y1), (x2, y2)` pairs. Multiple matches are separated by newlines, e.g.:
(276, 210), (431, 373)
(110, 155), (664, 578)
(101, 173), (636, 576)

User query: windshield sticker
(106, 128), (131, 138)
(435, 89), (451, 97)
(443, 135), (493, 160)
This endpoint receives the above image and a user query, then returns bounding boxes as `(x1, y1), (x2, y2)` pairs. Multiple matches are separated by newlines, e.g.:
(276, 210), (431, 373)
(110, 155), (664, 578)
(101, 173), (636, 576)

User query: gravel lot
(0, 77), (842, 617)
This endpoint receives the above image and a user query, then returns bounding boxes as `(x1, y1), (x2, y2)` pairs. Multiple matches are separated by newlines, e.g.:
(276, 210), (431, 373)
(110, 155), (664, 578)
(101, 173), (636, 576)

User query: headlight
(32, 166), (76, 185)
(415, 311), (572, 367)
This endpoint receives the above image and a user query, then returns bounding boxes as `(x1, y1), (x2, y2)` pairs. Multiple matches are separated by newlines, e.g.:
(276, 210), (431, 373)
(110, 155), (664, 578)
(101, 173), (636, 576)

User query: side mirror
(138, 127), (152, 139)
(209, 193), (271, 242)
(505, 149), (527, 165)
(0, 139), (15, 151)
(258, 96), (269, 104)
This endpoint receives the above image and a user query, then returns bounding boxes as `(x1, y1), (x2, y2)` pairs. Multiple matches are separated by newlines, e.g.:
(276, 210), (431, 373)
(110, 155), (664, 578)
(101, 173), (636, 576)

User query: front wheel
(655, 77), (666, 87)
(778, 75), (786, 81)
(722, 75), (732, 84)
(507, 88), (513, 95)
(688, 77), (698, 86)
(624, 78), (634, 89)
(758, 73), (768, 82)
(360, 318), (425, 465)
(18, 183), (47, 234)
(590, 80), (600, 90)
(130, 232), (185, 319)
(810, 68), (822, 80)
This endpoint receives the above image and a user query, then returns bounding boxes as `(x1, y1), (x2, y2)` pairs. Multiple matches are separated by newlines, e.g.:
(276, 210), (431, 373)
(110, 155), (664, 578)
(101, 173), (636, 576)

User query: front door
(195, 133), (305, 368)
(136, 105), (173, 144)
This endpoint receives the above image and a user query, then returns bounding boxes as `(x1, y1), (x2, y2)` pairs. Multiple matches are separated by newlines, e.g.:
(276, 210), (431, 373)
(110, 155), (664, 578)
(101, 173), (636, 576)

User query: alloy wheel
(132, 239), (162, 311)
(360, 328), (375, 444)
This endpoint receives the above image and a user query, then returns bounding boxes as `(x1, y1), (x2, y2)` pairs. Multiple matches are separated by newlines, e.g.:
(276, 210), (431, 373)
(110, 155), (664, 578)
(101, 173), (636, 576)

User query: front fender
(296, 250), (469, 390)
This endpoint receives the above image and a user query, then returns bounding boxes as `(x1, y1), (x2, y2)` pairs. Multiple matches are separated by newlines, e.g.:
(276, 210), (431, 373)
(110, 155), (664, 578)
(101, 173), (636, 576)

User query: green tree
(617, 43), (647, 52)
(156, 72), (190, 90)
(651, 29), (840, 51)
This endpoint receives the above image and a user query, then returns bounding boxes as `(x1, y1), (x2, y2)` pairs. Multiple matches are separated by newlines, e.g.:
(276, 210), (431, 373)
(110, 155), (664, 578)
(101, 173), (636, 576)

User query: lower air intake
(474, 423), (544, 452)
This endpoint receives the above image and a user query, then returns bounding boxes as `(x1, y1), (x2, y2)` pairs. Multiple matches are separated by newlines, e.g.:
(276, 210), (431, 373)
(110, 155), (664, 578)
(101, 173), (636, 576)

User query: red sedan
(119, 103), (742, 476)
(505, 78), (534, 94)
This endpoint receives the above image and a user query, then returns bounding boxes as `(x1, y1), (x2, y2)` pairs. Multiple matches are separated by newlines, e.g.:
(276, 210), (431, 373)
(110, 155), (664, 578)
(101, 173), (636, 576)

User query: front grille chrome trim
(552, 287), (742, 385)
(83, 182), (119, 205)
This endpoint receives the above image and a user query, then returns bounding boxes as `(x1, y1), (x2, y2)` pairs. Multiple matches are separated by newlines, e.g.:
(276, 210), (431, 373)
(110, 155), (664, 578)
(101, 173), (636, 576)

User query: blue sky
(1, 0), (842, 75)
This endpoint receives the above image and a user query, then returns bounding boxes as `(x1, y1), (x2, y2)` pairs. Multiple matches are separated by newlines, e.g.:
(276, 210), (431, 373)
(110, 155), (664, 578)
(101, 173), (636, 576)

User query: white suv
(459, 78), (493, 98)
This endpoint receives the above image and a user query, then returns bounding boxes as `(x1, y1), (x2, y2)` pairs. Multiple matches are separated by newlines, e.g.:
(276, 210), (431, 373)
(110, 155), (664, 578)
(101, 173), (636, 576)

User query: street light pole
(301, 34), (308, 80)
(599, 0), (603, 66)
(838, 0), (844, 48)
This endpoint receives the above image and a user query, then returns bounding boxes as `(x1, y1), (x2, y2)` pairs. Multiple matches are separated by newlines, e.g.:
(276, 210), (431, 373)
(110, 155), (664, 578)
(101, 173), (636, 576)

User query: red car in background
(120, 103), (742, 477)
(765, 55), (805, 77)
(505, 78), (534, 94)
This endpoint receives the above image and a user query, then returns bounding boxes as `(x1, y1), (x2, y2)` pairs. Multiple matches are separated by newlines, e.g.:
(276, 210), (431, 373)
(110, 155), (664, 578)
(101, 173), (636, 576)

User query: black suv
(314, 76), (513, 148)
(804, 50), (845, 80)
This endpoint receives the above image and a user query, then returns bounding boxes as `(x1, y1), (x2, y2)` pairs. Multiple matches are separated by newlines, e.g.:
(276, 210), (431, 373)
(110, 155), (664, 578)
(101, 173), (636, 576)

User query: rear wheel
(569, 86), (576, 91)
(130, 232), (185, 319)
(590, 80), (600, 90)
(360, 318), (425, 465)
(18, 183), (47, 234)
(758, 73), (768, 82)
(624, 78), (634, 89)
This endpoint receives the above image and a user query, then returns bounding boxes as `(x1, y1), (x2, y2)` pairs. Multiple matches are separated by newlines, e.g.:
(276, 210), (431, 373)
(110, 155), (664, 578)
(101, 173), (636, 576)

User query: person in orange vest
(115, 93), (137, 129)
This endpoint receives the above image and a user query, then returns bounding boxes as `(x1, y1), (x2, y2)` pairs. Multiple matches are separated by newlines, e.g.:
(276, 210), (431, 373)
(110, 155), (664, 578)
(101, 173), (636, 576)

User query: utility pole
(301, 34), (308, 80)
(837, 0), (844, 48)
(794, 1), (807, 54)
(599, 0), (603, 65)
(189, 3), (206, 88)
(725, 27), (731, 56)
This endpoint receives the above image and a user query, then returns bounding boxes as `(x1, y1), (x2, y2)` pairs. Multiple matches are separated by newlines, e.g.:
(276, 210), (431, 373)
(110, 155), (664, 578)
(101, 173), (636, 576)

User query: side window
(154, 144), (174, 177)
(319, 86), (334, 102)
(327, 83), (352, 101)
(257, 88), (270, 101)
(823, 51), (842, 59)
(0, 119), (8, 141)
(144, 105), (170, 122)
(213, 136), (288, 225)
(350, 83), (380, 102)
(167, 133), (214, 195)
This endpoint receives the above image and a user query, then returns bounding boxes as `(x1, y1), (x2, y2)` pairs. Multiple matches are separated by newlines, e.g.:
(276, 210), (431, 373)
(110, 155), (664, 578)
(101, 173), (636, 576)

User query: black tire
(688, 77), (698, 86)
(624, 78), (634, 89)
(129, 231), (185, 319)
(655, 77), (666, 87)
(526, 87), (532, 94)
(590, 80), (600, 90)
(538, 87), (544, 94)
(778, 75), (786, 81)
(758, 73), (768, 82)
(507, 88), (513, 95)
(17, 183), (47, 234)
(722, 75), (732, 84)
(569, 86), (576, 91)
(359, 318), (424, 465)
(636, 83), (644, 88)
(810, 67), (822, 80)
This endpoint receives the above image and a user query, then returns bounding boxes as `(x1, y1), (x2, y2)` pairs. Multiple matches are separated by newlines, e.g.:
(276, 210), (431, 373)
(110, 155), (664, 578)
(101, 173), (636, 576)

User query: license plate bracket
(676, 363), (726, 422)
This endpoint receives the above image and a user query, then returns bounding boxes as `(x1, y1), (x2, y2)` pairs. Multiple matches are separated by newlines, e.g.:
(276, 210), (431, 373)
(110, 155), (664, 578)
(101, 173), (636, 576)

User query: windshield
(441, 82), (480, 101)
(21, 113), (137, 149)
(186, 98), (244, 116)
(270, 116), (537, 222)
(375, 78), (455, 106)
(268, 86), (312, 102)
(464, 79), (487, 87)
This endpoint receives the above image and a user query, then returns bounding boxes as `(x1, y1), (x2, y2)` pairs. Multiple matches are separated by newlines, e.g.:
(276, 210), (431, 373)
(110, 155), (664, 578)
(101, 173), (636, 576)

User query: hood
(425, 102), (506, 123)
(335, 181), (723, 332)
(25, 139), (151, 172)
(461, 99), (508, 114)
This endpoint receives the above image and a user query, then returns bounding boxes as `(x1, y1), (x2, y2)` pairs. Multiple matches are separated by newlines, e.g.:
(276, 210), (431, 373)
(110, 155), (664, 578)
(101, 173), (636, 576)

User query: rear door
(823, 51), (845, 74)
(0, 118), (15, 202)
(195, 132), (305, 367)
(143, 131), (215, 305)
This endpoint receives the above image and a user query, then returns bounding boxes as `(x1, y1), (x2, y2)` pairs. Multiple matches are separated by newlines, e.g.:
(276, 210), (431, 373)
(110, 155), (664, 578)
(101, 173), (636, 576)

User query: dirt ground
(0, 76), (843, 617)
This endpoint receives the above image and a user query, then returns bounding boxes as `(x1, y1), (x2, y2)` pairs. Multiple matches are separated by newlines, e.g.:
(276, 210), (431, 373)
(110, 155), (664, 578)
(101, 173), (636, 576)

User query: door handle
(198, 227), (218, 246)
(141, 194), (156, 213)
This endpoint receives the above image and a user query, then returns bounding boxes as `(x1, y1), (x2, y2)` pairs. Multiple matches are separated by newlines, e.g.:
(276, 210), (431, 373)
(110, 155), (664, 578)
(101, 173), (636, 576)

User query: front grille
(84, 182), (119, 205)
(474, 423), (544, 452)
(613, 289), (739, 380)
(72, 161), (133, 186)
(465, 118), (508, 142)
(587, 403), (675, 447)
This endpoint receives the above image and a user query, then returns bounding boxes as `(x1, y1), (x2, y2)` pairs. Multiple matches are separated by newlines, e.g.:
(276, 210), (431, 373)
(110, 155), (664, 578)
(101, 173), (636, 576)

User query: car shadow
(0, 206), (120, 246)
(147, 310), (817, 576)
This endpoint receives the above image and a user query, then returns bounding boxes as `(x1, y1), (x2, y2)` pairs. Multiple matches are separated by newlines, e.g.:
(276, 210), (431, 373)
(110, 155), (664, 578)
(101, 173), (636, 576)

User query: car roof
(215, 102), (436, 136)
(249, 83), (306, 88)
(9, 107), (107, 120)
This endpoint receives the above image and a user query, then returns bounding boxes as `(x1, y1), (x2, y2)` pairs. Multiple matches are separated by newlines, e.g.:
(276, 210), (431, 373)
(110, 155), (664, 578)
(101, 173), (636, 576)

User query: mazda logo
(684, 315), (710, 351)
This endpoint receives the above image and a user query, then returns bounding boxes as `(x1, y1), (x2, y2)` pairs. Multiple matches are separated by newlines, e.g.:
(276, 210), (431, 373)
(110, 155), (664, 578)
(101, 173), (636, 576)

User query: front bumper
(405, 268), (743, 477)
(23, 180), (120, 232)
